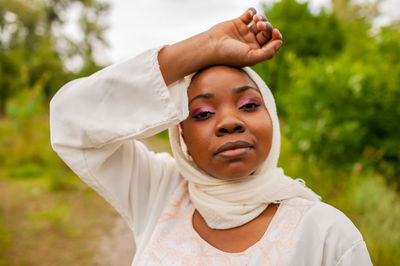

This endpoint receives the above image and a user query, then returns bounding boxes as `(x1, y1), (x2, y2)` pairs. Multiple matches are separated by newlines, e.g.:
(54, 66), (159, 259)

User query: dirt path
(92, 217), (135, 266)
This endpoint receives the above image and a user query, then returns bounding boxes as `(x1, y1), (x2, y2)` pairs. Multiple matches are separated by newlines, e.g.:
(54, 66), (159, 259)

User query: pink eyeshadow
(237, 97), (262, 108)
(190, 106), (215, 117)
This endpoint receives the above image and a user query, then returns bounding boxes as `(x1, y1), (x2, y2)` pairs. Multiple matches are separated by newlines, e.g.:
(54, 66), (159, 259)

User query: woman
(50, 8), (372, 265)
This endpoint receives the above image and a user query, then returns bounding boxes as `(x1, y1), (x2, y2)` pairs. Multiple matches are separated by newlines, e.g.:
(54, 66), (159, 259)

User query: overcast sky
(93, 0), (399, 64)
(101, 0), (331, 63)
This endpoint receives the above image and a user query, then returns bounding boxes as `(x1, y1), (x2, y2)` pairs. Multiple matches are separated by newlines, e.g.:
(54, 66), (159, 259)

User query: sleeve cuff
(153, 45), (189, 122)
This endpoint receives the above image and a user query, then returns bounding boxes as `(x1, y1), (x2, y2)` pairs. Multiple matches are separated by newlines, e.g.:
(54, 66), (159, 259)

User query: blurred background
(0, 0), (399, 265)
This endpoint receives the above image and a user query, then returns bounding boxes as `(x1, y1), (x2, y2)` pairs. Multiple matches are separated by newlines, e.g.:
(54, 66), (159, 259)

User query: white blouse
(50, 47), (373, 266)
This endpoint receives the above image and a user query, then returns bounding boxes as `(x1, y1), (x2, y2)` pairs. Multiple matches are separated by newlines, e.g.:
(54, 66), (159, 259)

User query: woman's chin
(195, 156), (263, 181)
(208, 168), (256, 181)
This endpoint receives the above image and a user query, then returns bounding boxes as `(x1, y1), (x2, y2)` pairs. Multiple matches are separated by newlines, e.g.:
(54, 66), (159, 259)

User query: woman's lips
(214, 141), (253, 158)
(216, 147), (252, 158)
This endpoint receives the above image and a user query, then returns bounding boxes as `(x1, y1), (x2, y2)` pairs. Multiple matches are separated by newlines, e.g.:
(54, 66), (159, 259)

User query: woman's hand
(208, 8), (282, 67)
(158, 8), (282, 85)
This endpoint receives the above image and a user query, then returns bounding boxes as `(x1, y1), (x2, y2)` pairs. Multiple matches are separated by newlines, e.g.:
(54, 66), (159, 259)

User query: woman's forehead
(188, 65), (258, 95)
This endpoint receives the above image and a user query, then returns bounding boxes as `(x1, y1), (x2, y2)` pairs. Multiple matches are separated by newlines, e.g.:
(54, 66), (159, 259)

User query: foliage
(253, 0), (400, 184)
(282, 50), (400, 181)
(0, 87), (77, 191)
(347, 175), (400, 265)
(253, 0), (344, 107)
(0, 0), (109, 115)
(0, 221), (11, 264)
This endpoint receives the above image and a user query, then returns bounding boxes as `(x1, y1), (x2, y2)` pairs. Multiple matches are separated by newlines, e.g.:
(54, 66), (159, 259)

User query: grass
(0, 176), (118, 265)
(0, 96), (122, 264)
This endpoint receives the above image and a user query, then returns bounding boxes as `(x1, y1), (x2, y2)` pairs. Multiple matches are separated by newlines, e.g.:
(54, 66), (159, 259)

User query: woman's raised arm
(158, 8), (282, 85)
(49, 8), (281, 244)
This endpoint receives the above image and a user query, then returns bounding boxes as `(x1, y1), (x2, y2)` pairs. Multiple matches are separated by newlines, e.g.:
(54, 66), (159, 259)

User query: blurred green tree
(253, 0), (344, 115)
(253, 0), (400, 184)
(0, 0), (109, 115)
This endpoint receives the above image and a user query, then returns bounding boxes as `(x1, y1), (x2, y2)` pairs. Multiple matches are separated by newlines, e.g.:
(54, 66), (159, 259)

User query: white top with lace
(138, 182), (371, 266)
(50, 47), (372, 265)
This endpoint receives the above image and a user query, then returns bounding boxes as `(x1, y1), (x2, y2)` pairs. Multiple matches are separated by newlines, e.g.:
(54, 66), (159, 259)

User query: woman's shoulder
(280, 198), (369, 264)
(277, 199), (371, 265)
(284, 197), (362, 238)
(284, 197), (365, 257)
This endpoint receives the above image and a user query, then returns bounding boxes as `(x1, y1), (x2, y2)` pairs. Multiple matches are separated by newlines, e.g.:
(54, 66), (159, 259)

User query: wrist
(158, 28), (220, 85)
(186, 30), (218, 69)
(198, 30), (218, 66)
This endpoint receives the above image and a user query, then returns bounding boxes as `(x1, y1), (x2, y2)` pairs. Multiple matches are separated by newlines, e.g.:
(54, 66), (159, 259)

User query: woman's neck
(192, 203), (279, 253)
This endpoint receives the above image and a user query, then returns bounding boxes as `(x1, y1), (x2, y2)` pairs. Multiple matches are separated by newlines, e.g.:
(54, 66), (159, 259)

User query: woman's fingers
(250, 14), (266, 34)
(271, 28), (283, 41)
(255, 31), (269, 45)
(253, 21), (273, 46)
(249, 14), (259, 34)
(249, 39), (282, 63)
(248, 29), (282, 64)
(249, 14), (274, 46)
(257, 20), (273, 33)
(226, 9), (283, 65)
(239, 8), (256, 25)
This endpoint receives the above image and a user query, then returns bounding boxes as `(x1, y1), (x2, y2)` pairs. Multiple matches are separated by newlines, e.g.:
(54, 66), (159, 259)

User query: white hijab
(169, 67), (320, 230)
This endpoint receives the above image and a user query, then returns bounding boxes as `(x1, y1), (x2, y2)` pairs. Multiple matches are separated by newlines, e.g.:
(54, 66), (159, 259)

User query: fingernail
(248, 8), (255, 16)
(257, 14), (263, 20)
(261, 22), (272, 31)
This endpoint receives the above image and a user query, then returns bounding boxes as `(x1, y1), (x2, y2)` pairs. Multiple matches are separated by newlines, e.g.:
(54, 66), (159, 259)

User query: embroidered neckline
(188, 202), (283, 256)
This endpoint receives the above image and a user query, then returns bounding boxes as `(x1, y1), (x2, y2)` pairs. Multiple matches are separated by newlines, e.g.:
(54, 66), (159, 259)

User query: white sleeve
(336, 241), (373, 266)
(49, 47), (189, 241)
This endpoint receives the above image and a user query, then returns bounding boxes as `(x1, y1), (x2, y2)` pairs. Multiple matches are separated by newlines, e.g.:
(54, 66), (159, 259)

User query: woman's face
(181, 66), (273, 180)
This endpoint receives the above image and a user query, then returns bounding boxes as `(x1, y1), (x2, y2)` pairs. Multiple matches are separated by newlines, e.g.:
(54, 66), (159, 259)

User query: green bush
(345, 175), (400, 265)
(253, 0), (400, 185)
(279, 52), (400, 183)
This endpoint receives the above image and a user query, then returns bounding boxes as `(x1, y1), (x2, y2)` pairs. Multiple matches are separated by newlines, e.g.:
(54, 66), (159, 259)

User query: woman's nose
(215, 115), (246, 136)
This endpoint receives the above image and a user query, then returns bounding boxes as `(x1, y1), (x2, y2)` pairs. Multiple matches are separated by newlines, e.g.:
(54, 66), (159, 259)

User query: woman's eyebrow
(232, 86), (261, 95)
(189, 93), (214, 105)
(189, 86), (260, 105)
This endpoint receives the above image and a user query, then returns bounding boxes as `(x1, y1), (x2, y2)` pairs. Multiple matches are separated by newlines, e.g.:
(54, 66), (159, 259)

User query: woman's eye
(194, 111), (214, 120)
(239, 103), (260, 111)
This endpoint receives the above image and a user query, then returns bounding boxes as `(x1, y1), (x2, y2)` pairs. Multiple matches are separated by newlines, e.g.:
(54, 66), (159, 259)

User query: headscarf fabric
(168, 67), (320, 230)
